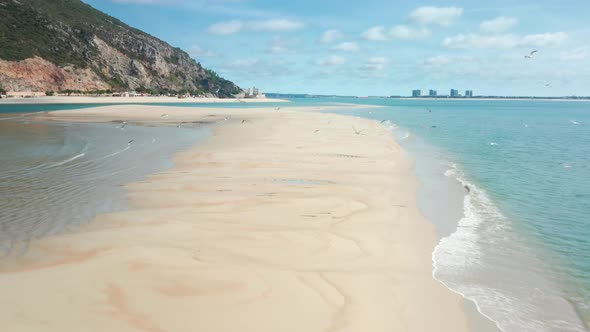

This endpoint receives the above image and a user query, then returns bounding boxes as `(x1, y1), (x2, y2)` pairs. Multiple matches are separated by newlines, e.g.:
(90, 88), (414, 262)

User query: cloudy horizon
(84, 0), (590, 96)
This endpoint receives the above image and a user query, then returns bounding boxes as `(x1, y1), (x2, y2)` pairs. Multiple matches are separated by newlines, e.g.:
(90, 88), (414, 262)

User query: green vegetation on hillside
(0, 0), (90, 67)
(0, 0), (242, 96)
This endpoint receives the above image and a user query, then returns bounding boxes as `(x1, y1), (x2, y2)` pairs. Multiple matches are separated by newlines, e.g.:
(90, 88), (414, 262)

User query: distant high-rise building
(429, 89), (437, 97)
(450, 89), (459, 97)
(412, 89), (422, 97)
(465, 90), (473, 98)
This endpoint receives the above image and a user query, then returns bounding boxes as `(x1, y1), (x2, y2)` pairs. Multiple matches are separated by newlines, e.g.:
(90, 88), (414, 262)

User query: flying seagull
(380, 119), (387, 124)
(352, 126), (365, 135)
(524, 50), (538, 59)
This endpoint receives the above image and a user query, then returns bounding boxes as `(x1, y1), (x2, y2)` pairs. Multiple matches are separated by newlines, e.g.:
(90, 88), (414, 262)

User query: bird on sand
(160, 114), (169, 118)
(352, 126), (365, 135)
(524, 50), (538, 59)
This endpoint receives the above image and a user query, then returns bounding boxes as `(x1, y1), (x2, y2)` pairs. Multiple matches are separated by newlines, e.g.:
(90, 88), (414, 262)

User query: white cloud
(389, 25), (431, 40)
(424, 55), (473, 66)
(362, 56), (389, 71)
(223, 58), (260, 69)
(207, 19), (304, 35)
(361, 25), (430, 41)
(480, 16), (518, 34)
(189, 45), (217, 58)
(316, 55), (346, 66)
(319, 29), (343, 44)
(443, 32), (567, 49)
(409, 6), (463, 27)
(207, 20), (243, 36)
(559, 46), (590, 60)
(250, 19), (305, 32)
(521, 32), (568, 47)
(268, 37), (295, 54)
(361, 26), (388, 41)
(331, 42), (359, 52)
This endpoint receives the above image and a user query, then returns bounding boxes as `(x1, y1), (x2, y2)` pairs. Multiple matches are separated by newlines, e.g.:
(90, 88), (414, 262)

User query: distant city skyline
(83, 0), (590, 97)
(411, 88), (473, 97)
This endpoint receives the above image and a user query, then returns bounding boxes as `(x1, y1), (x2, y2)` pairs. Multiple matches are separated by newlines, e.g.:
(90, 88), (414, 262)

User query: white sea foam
(435, 164), (587, 332)
(45, 152), (86, 168)
(0, 116), (27, 121)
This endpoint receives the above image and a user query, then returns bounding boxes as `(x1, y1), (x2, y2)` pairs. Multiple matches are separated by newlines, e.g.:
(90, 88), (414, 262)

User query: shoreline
(395, 97), (590, 102)
(344, 105), (588, 331)
(0, 95), (289, 105)
(1, 104), (473, 331)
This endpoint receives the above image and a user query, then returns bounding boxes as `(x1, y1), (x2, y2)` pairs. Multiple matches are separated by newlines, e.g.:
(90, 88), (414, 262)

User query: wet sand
(0, 104), (472, 331)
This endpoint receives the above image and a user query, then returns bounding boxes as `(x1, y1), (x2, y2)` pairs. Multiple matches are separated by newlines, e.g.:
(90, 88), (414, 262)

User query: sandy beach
(0, 95), (288, 105)
(0, 104), (473, 331)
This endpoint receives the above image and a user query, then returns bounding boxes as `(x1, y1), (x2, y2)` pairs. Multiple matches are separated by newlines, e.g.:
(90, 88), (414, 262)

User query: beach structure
(450, 89), (459, 97)
(241, 86), (266, 99)
(429, 89), (437, 97)
(412, 89), (422, 97)
(465, 90), (473, 98)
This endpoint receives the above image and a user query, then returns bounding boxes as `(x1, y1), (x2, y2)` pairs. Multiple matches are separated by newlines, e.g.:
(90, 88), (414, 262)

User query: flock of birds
(117, 112), (241, 147)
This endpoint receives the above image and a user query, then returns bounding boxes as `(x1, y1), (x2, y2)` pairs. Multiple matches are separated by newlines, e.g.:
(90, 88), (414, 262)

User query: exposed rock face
(0, 57), (110, 92)
(0, 0), (241, 96)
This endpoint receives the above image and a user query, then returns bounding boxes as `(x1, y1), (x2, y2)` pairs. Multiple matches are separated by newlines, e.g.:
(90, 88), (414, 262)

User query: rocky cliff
(0, 0), (241, 97)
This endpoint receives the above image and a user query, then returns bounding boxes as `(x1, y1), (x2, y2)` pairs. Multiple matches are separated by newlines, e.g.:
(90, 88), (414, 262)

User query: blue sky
(83, 0), (590, 96)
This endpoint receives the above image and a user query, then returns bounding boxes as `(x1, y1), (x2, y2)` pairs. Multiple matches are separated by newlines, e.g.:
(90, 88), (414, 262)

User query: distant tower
(412, 89), (422, 97)
(450, 89), (459, 97)
(465, 90), (473, 98)
(429, 89), (437, 97)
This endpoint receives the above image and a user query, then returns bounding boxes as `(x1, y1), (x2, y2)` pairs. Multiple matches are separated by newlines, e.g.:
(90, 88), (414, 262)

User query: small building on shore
(236, 86), (266, 99)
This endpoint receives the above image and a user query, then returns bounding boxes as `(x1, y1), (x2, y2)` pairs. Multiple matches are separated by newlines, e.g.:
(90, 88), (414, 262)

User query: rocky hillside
(0, 0), (241, 97)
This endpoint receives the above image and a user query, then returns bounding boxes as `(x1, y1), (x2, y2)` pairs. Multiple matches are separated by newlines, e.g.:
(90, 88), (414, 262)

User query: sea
(0, 104), (208, 255)
(0, 99), (588, 331)
(323, 98), (590, 332)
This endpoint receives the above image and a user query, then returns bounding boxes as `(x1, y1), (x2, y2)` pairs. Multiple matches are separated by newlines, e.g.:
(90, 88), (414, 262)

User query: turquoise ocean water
(1, 99), (588, 331)
(322, 98), (590, 332)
